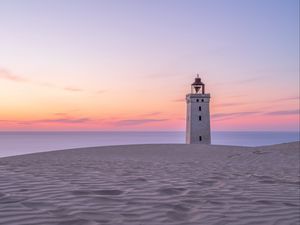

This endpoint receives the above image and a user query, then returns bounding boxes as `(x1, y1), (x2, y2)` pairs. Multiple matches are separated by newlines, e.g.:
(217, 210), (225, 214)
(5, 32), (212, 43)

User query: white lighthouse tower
(186, 75), (211, 144)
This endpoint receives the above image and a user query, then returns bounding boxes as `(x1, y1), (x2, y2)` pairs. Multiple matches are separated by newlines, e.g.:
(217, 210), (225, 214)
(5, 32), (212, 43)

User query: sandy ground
(0, 142), (299, 225)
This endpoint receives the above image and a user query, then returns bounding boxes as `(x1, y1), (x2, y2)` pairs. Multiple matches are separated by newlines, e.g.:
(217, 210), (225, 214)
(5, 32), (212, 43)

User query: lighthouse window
(199, 136), (202, 141)
(199, 106), (201, 111)
(199, 116), (202, 121)
(196, 99), (199, 102)
(201, 99), (204, 102)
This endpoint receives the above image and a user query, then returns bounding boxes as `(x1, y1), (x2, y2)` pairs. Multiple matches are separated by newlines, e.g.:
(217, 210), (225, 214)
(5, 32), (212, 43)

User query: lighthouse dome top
(190, 74), (206, 94)
(192, 74), (204, 85)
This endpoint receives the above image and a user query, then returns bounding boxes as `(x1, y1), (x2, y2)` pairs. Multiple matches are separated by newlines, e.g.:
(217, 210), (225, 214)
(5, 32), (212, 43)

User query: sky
(0, 0), (299, 131)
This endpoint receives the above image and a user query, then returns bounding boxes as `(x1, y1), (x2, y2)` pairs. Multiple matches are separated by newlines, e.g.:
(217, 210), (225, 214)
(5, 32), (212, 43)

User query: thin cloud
(141, 112), (162, 117)
(0, 67), (87, 93)
(145, 73), (182, 78)
(226, 94), (248, 99)
(215, 77), (262, 86)
(236, 77), (261, 84)
(39, 118), (90, 123)
(16, 117), (91, 125)
(53, 112), (69, 116)
(64, 87), (83, 92)
(37, 82), (58, 88)
(0, 68), (28, 82)
(0, 119), (19, 123)
(96, 90), (106, 94)
(38, 82), (83, 93)
(173, 98), (185, 102)
(212, 111), (260, 121)
(273, 96), (299, 101)
(265, 109), (299, 116)
(214, 102), (246, 107)
(115, 119), (168, 126)
(214, 75), (272, 86)
(212, 111), (259, 118)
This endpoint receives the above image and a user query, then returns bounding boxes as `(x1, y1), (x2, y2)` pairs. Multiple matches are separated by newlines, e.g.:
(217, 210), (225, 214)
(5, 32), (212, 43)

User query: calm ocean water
(0, 131), (299, 158)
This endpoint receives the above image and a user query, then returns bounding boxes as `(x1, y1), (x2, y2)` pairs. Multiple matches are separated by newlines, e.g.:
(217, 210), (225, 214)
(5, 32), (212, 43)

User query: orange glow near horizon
(1, 82), (298, 131)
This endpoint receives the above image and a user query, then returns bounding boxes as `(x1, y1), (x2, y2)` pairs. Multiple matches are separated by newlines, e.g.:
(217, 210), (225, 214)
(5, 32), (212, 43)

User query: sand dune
(0, 142), (299, 225)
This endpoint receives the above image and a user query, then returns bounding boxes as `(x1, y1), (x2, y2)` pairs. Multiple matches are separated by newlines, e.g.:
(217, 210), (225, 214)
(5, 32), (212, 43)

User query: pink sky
(0, 0), (299, 131)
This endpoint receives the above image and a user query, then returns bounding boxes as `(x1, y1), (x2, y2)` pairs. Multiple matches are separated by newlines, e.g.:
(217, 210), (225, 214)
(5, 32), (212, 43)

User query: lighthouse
(186, 75), (211, 144)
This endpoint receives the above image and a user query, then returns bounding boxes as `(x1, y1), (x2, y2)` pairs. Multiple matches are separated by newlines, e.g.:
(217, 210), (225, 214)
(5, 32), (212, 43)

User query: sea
(0, 131), (299, 158)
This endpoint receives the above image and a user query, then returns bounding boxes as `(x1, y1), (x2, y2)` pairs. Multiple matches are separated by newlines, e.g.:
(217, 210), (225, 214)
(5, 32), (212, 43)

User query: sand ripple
(0, 142), (299, 225)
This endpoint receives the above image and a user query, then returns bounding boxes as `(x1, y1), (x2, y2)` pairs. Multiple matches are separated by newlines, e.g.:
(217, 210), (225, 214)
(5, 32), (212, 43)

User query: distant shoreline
(0, 131), (299, 158)
(1, 141), (299, 159)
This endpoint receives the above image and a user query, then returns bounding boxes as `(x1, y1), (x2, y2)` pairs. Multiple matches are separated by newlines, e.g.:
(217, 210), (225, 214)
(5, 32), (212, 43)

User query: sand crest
(0, 142), (299, 225)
